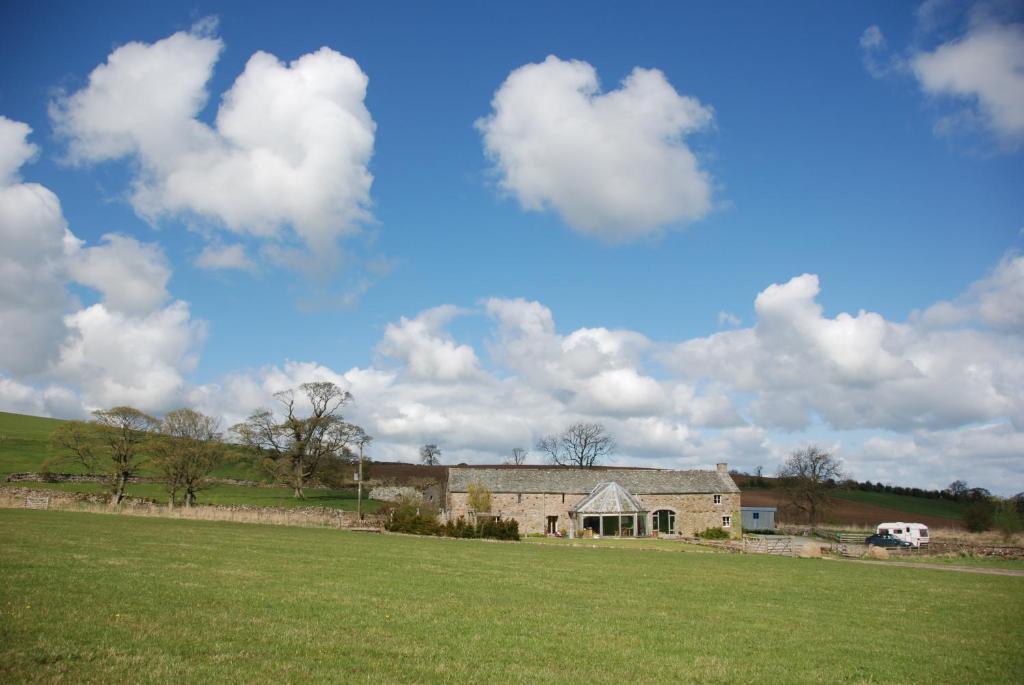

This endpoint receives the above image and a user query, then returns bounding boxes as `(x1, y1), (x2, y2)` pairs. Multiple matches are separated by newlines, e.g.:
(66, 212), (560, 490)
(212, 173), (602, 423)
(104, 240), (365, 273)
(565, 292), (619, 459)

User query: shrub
(698, 526), (730, 540)
(383, 496), (439, 536)
(993, 500), (1023, 542)
(964, 500), (996, 532)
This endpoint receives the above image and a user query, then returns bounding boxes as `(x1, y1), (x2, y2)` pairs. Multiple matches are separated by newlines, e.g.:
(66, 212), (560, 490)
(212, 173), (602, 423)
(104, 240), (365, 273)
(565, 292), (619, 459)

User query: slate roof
(447, 467), (740, 495)
(570, 482), (648, 514)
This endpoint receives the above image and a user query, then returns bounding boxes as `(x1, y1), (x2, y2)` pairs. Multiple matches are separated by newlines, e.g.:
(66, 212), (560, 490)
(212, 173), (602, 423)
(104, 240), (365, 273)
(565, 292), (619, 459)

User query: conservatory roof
(570, 482), (647, 514)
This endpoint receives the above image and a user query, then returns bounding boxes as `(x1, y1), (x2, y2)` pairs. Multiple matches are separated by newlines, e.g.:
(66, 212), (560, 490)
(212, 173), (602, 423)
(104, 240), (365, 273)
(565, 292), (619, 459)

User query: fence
(743, 536), (794, 556)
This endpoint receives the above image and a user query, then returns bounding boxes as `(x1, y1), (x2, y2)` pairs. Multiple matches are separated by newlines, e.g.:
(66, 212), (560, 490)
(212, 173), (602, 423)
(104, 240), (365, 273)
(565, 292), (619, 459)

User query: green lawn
(1, 510), (1021, 683)
(10, 480), (383, 512)
(832, 489), (967, 520)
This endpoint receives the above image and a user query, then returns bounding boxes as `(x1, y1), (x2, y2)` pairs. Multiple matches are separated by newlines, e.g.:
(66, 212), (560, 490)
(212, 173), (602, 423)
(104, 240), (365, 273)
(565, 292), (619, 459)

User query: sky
(0, 1), (1022, 494)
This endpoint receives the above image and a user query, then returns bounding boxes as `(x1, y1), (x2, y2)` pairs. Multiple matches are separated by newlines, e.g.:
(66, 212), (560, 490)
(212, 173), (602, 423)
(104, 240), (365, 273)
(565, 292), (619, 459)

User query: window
(517, 493), (522, 504)
(561, 493), (565, 503)
(752, 512), (760, 520)
(722, 515), (731, 528)
(713, 494), (722, 505)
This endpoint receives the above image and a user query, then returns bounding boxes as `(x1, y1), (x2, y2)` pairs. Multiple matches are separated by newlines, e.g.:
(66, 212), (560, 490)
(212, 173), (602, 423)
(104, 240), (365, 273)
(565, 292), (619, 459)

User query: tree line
(47, 382), (369, 508)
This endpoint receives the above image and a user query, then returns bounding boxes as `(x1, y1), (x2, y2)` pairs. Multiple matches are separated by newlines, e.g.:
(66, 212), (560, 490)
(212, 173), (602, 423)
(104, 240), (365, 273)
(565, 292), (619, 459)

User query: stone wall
(0, 486), (385, 529)
(369, 486), (422, 502)
(447, 490), (742, 537)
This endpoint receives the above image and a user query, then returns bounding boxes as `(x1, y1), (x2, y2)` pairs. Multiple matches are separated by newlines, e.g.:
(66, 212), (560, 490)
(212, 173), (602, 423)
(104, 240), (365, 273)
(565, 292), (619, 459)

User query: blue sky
(1, 1), (1022, 493)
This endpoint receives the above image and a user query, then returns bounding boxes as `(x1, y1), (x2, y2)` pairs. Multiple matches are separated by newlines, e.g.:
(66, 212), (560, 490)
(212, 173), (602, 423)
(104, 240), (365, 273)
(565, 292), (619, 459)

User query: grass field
(2, 510), (1021, 683)
(831, 489), (967, 520)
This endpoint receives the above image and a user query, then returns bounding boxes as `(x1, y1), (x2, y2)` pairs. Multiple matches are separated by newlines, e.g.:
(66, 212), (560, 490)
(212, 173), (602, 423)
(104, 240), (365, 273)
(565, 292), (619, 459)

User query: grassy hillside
(2, 509), (1021, 683)
(831, 489), (966, 520)
(0, 411), (64, 474)
(0, 411), (379, 510)
(0, 410), (265, 481)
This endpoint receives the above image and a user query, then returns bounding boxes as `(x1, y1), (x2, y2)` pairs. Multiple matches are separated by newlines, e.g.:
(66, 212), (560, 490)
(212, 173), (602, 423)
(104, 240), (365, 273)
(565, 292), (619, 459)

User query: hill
(0, 411), (971, 527)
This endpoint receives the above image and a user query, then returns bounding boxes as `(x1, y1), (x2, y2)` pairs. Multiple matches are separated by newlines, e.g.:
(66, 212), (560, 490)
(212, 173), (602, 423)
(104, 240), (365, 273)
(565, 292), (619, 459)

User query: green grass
(0, 411), (266, 481)
(877, 554), (1024, 571)
(2, 509), (1022, 683)
(832, 489), (968, 520)
(523, 536), (711, 553)
(0, 411), (65, 474)
(10, 481), (383, 512)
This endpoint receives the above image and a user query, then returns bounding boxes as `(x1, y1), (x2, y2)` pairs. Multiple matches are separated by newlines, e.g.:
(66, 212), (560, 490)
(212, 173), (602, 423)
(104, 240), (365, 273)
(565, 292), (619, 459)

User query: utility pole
(357, 440), (364, 520)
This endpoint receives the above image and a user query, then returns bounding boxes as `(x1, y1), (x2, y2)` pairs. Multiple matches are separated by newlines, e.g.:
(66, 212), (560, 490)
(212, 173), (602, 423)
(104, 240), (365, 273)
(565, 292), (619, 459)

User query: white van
(876, 522), (929, 547)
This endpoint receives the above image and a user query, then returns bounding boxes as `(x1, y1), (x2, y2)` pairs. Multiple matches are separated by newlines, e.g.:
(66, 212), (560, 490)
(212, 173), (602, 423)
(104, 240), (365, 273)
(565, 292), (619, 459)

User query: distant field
(742, 488), (965, 529)
(1, 509), (1021, 683)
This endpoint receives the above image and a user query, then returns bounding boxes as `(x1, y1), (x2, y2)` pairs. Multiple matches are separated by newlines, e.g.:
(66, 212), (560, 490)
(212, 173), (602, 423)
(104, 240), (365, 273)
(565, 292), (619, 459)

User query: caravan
(876, 522), (929, 547)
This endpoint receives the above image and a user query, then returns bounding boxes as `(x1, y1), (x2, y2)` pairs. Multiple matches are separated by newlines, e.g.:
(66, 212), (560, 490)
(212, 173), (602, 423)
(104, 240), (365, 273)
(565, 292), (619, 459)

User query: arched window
(652, 509), (676, 534)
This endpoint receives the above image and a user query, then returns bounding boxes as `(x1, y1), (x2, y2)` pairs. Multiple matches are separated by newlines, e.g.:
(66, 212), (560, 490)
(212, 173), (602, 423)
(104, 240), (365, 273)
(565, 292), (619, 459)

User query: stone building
(445, 464), (741, 538)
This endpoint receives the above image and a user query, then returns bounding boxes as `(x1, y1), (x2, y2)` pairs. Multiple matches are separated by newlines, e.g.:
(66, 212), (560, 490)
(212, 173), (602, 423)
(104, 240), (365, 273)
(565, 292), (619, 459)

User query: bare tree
(505, 447), (528, 466)
(419, 443), (441, 466)
(945, 480), (968, 499)
(48, 421), (100, 473)
(93, 407), (160, 504)
(49, 407), (159, 505)
(152, 408), (225, 508)
(537, 422), (614, 468)
(777, 445), (844, 527)
(232, 382), (362, 499)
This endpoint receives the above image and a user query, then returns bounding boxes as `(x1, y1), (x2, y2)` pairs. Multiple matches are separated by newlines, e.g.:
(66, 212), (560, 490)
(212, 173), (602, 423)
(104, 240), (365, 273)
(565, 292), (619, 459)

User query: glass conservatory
(570, 481), (648, 537)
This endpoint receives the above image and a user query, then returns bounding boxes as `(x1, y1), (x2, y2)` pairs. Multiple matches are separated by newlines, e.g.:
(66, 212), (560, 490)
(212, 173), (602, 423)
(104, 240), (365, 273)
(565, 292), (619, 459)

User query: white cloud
(912, 21), (1024, 143)
(0, 118), (73, 375)
(377, 306), (481, 382)
(0, 116), (38, 185)
(66, 233), (171, 315)
(477, 56), (714, 241)
(916, 253), (1024, 330)
(51, 23), (376, 266)
(717, 310), (741, 327)
(195, 243), (255, 271)
(0, 115), (205, 414)
(55, 302), (205, 411)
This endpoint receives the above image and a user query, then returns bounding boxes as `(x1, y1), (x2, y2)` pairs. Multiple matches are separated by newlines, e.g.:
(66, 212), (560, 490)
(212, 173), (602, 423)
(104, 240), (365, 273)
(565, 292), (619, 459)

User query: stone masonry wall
(447, 491), (742, 537)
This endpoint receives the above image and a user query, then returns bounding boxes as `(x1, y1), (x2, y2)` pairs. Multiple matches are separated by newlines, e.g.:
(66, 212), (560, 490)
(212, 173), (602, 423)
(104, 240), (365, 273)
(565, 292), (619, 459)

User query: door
(653, 510), (675, 534)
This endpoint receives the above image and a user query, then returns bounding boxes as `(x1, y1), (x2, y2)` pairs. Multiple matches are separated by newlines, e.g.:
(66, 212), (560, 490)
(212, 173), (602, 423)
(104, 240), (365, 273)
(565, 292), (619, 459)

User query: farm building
(741, 506), (776, 531)
(445, 463), (741, 537)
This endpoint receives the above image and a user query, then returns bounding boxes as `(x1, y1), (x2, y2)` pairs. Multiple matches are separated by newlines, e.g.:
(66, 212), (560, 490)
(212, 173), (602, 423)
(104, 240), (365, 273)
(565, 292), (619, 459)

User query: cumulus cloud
(377, 306), (481, 382)
(0, 117), (73, 375)
(0, 115), (205, 414)
(51, 22), (376, 267)
(916, 253), (1024, 330)
(477, 56), (714, 241)
(66, 233), (171, 315)
(864, 5), (1024, 146)
(912, 20), (1024, 144)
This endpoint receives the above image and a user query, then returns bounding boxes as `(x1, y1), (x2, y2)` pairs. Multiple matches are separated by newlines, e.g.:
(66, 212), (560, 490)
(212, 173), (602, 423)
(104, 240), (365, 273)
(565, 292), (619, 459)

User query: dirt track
(741, 489), (962, 529)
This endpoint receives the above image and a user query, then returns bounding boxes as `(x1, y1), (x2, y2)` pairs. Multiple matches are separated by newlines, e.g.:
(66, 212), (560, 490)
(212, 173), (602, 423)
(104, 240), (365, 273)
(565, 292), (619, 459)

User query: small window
(713, 494), (722, 505)
(722, 515), (731, 528)
(561, 493), (565, 503)
(752, 512), (760, 520)
(517, 493), (522, 504)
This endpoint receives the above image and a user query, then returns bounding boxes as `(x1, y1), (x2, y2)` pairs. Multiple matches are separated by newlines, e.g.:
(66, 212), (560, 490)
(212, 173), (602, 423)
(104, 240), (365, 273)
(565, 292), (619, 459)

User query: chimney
(716, 462), (728, 474)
